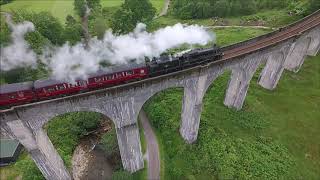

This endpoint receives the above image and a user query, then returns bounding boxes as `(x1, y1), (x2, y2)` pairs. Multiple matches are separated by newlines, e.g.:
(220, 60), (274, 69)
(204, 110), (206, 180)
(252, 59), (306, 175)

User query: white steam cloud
(0, 20), (37, 71)
(1, 20), (215, 82)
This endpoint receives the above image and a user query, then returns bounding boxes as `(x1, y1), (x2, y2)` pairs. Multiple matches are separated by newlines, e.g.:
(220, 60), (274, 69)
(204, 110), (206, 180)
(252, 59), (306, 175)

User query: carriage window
(57, 85), (66, 90)
(95, 77), (103, 82)
(126, 71), (133, 75)
(9, 94), (16, 99)
(17, 92), (24, 97)
(122, 72), (126, 76)
(68, 84), (74, 88)
(47, 87), (55, 92)
(78, 81), (87, 86)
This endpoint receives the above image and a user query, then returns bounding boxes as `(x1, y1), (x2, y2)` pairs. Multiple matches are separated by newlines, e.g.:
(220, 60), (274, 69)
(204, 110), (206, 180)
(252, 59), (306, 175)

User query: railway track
(0, 11), (319, 111)
(222, 12), (320, 60)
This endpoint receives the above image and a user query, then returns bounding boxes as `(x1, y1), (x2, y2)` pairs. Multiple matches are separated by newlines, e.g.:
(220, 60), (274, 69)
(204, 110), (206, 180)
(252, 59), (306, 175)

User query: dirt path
(72, 136), (113, 180)
(158, 0), (170, 17)
(206, 25), (277, 30)
(139, 110), (160, 180)
(72, 120), (115, 180)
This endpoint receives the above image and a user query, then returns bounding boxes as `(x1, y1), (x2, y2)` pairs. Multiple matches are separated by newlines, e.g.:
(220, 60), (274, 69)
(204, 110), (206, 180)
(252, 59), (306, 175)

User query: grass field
(151, 9), (303, 30)
(144, 55), (320, 179)
(0, 0), (165, 22)
(214, 28), (272, 46)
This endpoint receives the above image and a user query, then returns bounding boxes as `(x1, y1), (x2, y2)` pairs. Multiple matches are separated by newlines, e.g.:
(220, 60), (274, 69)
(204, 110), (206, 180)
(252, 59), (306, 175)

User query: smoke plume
(0, 14), (37, 71)
(1, 21), (215, 82)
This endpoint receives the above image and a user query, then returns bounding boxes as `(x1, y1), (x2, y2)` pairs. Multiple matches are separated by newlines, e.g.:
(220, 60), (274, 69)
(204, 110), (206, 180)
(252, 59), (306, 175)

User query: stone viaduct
(1, 10), (319, 180)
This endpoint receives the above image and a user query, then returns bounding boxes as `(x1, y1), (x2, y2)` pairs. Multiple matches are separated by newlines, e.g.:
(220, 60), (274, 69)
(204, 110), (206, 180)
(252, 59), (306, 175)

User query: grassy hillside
(144, 55), (320, 179)
(0, 0), (165, 22)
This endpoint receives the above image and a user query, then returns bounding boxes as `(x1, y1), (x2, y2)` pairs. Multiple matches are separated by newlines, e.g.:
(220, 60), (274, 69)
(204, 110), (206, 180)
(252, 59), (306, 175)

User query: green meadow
(0, 0), (165, 22)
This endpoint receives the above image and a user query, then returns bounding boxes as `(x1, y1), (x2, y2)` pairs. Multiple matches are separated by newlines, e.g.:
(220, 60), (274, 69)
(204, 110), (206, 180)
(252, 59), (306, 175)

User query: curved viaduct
(1, 11), (320, 180)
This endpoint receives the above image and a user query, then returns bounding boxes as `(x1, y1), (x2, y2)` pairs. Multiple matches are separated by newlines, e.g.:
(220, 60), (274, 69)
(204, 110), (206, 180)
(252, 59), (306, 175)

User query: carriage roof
(0, 81), (34, 94)
(34, 63), (146, 88)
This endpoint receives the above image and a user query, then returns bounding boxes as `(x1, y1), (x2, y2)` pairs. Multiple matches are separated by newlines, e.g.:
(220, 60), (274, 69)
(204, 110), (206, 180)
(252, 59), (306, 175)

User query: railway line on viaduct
(1, 10), (320, 180)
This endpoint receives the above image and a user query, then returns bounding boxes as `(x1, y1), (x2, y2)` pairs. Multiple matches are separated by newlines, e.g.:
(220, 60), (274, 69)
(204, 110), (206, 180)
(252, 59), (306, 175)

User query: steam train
(0, 45), (223, 108)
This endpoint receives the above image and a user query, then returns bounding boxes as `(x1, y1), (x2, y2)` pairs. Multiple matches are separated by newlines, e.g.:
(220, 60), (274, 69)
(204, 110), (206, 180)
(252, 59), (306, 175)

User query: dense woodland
(171, 0), (320, 19)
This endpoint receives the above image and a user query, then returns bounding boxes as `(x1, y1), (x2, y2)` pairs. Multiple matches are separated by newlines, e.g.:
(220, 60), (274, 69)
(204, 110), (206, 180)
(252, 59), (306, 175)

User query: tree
(0, 15), (11, 46)
(91, 17), (107, 39)
(213, 0), (230, 17)
(87, 0), (102, 12)
(63, 15), (82, 45)
(111, 8), (136, 34)
(74, 0), (87, 17)
(306, 0), (320, 14)
(74, 0), (102, 48)
(111, 0), (156, 34)
(74, 0), (101, 17)
(12, 10), (64, 45)
(101, 128), (119, 157)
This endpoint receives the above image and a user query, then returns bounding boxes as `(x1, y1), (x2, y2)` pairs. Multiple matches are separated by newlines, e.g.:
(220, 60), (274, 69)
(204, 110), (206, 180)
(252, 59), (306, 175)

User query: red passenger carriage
(0, 82), (35, 107)
(0, 63), (149, 108)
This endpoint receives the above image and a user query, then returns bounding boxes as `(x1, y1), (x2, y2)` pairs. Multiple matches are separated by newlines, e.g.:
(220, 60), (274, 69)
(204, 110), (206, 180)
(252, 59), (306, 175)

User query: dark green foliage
(23, 30), (50, 54)
(14, 153), (44, 180)
(144, 73), (294, 179)
(0, 16), (11, 46)
(1, 11), (50, 54)
(0, 66), (47, 83)
(88, 15), (108, 39)
(87, 0), (102, 12)
(63, 15), (82, 45)
(74, 0), (102, 17)
(0, 0), (13, 5)
(74, 0), (87, 17)
(111, 8), (136, 34)
(111, 0), (156, 34)
(46, 112), (102, 167)
(30, 12), (64, 45)
(12, 10), (64, 45)
(0, 77), (5, 85)
(111, 170), (134, 180)
(305, 0), (320, 15)
(171, 0), (295, 19)
(101, 128), (119, 157)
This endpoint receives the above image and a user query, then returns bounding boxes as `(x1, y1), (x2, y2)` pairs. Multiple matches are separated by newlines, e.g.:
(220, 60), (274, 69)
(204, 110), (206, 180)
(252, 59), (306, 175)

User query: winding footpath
(158, 0), (170, 17)
(139, 110), (160, 180)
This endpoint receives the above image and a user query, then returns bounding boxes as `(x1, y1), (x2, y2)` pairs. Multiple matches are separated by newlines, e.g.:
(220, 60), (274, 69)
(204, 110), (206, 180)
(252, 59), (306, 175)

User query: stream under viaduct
(1, 10), (320, 180)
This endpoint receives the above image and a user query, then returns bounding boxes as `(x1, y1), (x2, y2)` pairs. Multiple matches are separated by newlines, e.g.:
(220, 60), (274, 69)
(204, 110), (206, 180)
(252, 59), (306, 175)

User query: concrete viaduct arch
(1, 12), (319, 180)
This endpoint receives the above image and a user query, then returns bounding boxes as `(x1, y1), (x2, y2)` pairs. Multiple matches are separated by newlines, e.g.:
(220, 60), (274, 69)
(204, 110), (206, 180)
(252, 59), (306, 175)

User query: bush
(15, 154), (44, 180)
(46, 112), (102, 167)
(111, 0), (156, 34)
(12, 10), (65, 45)
(0, 0), (13, 5)
(100, 128), (119, 157)
(171, 0), (297, 19)
(111, 170), (134, 180)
